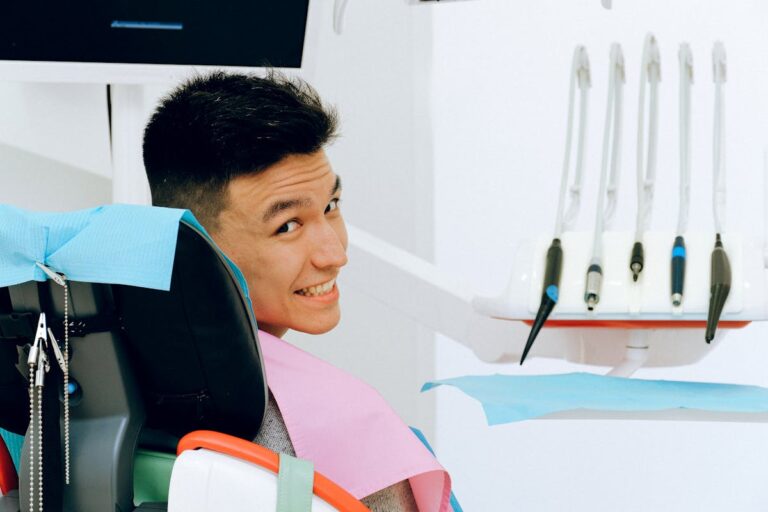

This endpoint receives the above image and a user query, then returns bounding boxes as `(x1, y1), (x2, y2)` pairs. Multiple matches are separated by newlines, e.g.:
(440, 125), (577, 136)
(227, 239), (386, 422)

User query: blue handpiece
(670, 235), (686, 306)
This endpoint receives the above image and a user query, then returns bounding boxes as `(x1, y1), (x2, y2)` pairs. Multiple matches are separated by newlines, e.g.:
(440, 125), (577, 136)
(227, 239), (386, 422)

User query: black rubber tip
(705, 283), (730, 343)
(521, 294), (557, 365)
(705, 236), (732, 344)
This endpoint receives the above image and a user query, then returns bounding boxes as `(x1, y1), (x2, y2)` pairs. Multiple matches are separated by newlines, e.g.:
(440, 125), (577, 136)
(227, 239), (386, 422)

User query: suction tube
(521, 239), (562, 364)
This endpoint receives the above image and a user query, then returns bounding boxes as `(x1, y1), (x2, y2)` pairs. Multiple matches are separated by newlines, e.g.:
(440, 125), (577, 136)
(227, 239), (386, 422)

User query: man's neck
(260, 324), (288, 338)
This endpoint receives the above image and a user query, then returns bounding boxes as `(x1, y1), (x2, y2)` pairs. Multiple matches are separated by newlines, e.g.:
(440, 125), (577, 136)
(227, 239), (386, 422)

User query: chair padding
(114, 222), (267, 439)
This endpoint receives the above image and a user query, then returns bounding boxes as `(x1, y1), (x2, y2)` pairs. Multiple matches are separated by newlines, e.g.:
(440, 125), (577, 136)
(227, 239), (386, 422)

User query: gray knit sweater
(253, 392), (419, 511)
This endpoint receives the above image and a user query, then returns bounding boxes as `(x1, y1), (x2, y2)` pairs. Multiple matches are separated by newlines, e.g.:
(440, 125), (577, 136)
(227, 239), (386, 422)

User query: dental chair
(0, 220), (367, 512)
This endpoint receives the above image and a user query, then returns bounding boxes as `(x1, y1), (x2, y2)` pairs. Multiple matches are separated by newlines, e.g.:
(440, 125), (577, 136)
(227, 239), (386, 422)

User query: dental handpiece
(670, 236), (686, 306)
(705, 234), (731, 343)
(521, 239), (563, 365)
(630, 241), (644, 282)
(584, 44), (623, 312)
(522, 46), (589, 363)
(631, 34), (660, 284)
(673, 44), (693, 307)
(706, 44), (728, 343)
(584, 259), (603, 311)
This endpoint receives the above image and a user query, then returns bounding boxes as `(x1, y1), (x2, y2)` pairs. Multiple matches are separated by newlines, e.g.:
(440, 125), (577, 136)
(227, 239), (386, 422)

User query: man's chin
(258, 318), (340, 337)
(289, 311), (341, 336)
(256, 304), (340, 337)
(293, 321), (339, 335)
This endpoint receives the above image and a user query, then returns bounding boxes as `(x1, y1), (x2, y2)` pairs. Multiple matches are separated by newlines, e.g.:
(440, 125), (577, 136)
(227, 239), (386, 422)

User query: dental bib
(259, 330), (452, 511)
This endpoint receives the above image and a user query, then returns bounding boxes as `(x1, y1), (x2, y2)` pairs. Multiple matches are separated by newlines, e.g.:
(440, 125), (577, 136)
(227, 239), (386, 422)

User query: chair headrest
(0, 219), (267, 440)
(114, 221), (267, 438)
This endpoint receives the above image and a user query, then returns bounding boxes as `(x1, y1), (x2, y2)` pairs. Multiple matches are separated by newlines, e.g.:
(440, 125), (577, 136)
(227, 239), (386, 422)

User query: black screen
(0, 0), (310, 68)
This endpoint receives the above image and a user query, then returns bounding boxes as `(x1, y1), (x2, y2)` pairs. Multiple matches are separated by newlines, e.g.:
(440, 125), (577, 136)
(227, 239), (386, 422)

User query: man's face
(212, 150), (348, 338)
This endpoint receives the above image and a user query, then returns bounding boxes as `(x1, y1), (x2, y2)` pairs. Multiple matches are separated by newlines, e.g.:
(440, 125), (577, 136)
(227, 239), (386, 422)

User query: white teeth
(297, 278), (336, 297)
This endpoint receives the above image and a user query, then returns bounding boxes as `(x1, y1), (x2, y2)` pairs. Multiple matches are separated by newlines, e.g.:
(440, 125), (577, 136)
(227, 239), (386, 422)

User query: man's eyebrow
(262, 197), (312, 223)
(261, 176), (341, 223)
(331, 175), (342, 196)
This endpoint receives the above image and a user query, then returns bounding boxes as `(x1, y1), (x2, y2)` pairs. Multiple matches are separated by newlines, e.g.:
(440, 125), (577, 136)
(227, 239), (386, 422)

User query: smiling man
(141, 72), (443, 511)
(215, 152), (346, 338)
(143, 72), (348, 338)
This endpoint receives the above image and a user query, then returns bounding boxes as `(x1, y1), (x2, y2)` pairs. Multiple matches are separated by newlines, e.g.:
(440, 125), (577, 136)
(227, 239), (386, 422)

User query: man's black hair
(143, 70), (338, 230)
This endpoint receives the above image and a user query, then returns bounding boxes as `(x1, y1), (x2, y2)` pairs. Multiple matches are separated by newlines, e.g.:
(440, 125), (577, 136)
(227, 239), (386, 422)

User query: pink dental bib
(258, 330), (451, 511)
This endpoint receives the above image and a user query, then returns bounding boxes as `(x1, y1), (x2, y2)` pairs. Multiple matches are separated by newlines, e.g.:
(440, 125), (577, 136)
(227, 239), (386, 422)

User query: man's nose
(311, 223), (348, 269)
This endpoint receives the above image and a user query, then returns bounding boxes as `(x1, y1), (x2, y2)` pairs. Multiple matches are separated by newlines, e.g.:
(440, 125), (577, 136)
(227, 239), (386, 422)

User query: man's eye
(325, 198), (341, 214)
(276, 220), (300, 234)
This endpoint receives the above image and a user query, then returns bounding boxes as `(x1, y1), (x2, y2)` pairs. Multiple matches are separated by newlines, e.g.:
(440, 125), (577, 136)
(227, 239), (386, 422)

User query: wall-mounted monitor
(0, 0), (310, 82)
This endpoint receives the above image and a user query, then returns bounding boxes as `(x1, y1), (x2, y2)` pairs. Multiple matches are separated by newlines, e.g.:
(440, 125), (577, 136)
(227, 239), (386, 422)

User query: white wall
(431, 1), (768, 510)
(285, 0), (438, 437)
(0, 141), (110, 210)
(0, 82), (112, 179)
(0, 82), (112, 209)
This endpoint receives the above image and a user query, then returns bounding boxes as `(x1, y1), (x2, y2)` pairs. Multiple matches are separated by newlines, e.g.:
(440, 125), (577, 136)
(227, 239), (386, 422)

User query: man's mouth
(295, 278), (336, 297)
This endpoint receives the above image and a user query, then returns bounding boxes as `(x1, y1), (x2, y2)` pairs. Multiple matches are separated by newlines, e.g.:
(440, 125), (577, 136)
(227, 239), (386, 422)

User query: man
(143, 71), (446, 511)
(144, 71), (347, 340)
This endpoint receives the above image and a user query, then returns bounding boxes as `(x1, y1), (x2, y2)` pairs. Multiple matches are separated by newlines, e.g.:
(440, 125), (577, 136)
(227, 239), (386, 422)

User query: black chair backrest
(0, 219), (267, 512)
(114, 221), (267, 439)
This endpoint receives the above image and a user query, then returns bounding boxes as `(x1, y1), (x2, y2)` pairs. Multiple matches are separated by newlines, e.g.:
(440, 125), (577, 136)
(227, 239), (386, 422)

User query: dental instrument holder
(473, 230), (764, 374)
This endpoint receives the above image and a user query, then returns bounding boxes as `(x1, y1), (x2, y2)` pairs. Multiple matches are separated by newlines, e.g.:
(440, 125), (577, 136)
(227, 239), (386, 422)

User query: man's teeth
(296, 279), (336, 297)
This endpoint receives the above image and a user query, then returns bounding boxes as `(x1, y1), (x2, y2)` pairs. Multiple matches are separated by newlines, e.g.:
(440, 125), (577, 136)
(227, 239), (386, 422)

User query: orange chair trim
(178, 430), (370, 512)
(521, 319), (751, 329)
(0, 434), (18, 494)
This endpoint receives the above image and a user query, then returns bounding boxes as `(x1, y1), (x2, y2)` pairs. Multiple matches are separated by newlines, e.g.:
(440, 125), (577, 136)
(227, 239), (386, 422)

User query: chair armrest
(177, 430), (369, 512)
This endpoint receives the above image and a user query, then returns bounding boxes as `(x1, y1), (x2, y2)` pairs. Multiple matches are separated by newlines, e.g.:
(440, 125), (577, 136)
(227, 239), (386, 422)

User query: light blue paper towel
(0, 204), (249, 294)
(422, 372), (768, 425)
